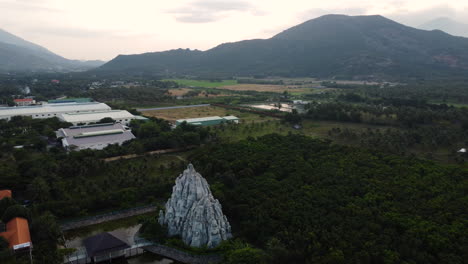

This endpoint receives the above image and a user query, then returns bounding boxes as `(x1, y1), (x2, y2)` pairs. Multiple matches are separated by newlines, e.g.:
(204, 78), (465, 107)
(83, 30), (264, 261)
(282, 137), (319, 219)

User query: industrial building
(176, 116), (239, 126)
(56, 123), (136, 150)
(58, 110), (136, 126)
(13, 98), (35, 106)
(48, 98), (92, 104)
(0, 102), (111, 121)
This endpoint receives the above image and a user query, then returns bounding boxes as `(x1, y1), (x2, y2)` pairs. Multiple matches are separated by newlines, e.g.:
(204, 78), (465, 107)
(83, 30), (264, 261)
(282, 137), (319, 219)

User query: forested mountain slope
(97, 15), (468, 79)
(0, 29), (105, 73)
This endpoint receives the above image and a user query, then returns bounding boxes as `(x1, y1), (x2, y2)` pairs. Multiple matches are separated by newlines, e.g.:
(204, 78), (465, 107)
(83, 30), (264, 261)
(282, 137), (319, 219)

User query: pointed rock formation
(159, 164), (232, 248)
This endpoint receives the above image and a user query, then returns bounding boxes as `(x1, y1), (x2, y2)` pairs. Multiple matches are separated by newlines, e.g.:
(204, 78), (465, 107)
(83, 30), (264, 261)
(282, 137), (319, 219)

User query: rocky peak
(159, 164), (232, 248)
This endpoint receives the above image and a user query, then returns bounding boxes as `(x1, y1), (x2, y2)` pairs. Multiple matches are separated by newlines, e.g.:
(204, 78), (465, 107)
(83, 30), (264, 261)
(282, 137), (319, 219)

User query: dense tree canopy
(191, 134), (467, 264)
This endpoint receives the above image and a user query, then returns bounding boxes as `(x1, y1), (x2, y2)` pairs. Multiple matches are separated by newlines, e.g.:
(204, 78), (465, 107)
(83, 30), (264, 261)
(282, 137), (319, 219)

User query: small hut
(83, 232), (129, 263)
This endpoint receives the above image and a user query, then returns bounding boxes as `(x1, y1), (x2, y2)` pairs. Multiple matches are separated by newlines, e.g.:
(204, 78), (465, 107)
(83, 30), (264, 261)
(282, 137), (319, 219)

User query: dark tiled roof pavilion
(83, 232), (130, 257)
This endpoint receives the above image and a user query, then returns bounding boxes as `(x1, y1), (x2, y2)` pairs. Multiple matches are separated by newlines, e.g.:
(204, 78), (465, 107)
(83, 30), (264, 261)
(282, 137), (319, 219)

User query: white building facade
(0, 102), (111, 121)
(58, 110), (136, 126)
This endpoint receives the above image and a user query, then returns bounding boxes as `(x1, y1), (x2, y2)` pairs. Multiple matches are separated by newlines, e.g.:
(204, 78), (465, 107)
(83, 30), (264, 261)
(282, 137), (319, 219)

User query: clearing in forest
(141, 105), (275, 123)
(220, 84), (313, 94)
(165, 79), (237, 88)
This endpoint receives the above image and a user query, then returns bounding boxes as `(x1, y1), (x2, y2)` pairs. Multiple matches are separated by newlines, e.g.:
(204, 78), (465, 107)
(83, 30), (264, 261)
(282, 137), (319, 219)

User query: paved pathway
(60, 205), (157, 231)
(102, 146), (196, 162)
(137, 104), (210, 112)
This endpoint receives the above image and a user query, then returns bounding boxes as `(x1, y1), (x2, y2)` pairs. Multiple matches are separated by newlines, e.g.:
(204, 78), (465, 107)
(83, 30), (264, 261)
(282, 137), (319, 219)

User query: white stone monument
(159, 164), (232, 248)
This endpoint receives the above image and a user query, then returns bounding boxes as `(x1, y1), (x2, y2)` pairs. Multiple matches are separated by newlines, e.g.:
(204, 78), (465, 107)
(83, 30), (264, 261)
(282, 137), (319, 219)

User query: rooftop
(0, 190), (12, 200)
(177, 115), (239, 124)
(177, 116), (224, 123)
(57, 123), (135, 147)
(48, 98), (91, 103)
(0, 102), (111, 117)
(84, 232), (129, 257)
(0, 217), (32, 249)
(58, 110), (135, 123)
(223, 115), (239, 120)
(13, 99), (34, 102)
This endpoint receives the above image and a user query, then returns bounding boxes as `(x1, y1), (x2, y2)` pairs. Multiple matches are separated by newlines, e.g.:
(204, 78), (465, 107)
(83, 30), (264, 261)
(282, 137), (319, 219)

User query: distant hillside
(0, 29), (105, 73)
(97, 15), (468, 79)
(419, 17), (468, 38)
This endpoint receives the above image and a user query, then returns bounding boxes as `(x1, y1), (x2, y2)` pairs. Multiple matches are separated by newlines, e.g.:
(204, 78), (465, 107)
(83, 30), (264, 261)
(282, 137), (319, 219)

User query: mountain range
(96, 15), (468, 79)
(419, 17), (468, 38)
(0, 29), (105, 73)
(2, 15), (468, 79)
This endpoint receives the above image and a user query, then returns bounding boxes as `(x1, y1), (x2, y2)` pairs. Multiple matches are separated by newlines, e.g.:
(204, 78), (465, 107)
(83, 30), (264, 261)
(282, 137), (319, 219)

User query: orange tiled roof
(13, 99), (33, 102)
(0, 190), (12, 200)
(0, 217), (32, 249)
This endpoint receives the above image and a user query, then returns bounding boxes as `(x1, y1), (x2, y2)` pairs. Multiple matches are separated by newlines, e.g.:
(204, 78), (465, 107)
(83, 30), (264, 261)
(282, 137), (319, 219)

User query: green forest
(191, 134), (467, 264)
(1, 76), (467, 263)
(2, 10), (468, 264)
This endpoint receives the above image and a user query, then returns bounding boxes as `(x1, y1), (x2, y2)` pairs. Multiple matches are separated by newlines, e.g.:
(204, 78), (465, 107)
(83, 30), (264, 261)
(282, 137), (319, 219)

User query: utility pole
(29, 247), (33, 264)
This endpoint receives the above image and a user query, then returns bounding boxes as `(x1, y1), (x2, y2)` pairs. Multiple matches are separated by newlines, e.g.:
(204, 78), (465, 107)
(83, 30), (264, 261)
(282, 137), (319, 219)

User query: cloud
(386, 4), (461, 26)
(167, 0), (265, 23)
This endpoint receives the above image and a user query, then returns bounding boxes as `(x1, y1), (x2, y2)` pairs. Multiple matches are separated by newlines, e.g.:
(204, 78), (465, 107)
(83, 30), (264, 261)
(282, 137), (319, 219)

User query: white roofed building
(175, 116), (239, 126)
(0, 102), (111, 121)
(58, 110), (136, 125)
(56, 123), (136, 151)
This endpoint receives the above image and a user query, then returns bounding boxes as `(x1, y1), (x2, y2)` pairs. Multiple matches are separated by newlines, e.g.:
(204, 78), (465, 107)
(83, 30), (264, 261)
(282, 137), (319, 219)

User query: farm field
(216, 119), (390, 143)
(166, 88), (231, 98)
(166, 88), (194, 96)
(141, 105), (277, 123)
(165, 79), (237, 88)
(220, 84), (315, 94)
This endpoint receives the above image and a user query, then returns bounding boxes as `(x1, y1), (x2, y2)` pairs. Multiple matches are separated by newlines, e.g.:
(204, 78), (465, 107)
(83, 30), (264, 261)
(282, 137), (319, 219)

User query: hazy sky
(1, 0), (467, 61)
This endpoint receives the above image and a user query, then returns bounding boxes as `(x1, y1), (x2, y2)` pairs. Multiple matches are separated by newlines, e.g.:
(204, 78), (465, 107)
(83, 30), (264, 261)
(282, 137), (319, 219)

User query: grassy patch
(216, 121), (296, 142)
(142, 105), (276, 123)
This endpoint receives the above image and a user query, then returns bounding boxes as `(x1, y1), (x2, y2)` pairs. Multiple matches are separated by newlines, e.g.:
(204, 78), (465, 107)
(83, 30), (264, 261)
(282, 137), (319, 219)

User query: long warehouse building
(56, 123), (136, 150)
(176, 116), (239, 126)
(58, 110), (136, 125)
(0, 102), (111, 121)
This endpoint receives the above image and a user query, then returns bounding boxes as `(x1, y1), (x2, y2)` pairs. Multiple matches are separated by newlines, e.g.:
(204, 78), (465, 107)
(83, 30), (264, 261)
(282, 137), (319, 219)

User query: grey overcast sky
(1, 0), (467, 61)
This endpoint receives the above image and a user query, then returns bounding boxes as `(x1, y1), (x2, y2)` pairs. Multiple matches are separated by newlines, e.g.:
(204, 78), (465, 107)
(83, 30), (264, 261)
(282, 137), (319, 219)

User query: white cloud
(167, 0), (265, 23)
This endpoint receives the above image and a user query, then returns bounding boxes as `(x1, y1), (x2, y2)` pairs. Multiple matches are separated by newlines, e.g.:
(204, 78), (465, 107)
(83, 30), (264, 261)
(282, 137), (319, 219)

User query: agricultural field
(220, 84), (315, 94)
(166, 88), (231, 98)
(141, 105), (276, 123)
(216, 120), (296, 142)
(216, 119), (389, 143)
(165, 79), (237, 88)
(166, 88), (194, 96)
